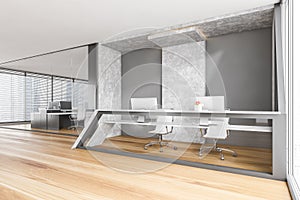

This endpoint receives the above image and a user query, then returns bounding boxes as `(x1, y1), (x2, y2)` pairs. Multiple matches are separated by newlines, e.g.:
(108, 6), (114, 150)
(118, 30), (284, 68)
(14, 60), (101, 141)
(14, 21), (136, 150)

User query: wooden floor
(0, 128), (290, 200)
(0, 123), (81, 135)
(0, 124), (272, 172)
(98, 135), (272, 173)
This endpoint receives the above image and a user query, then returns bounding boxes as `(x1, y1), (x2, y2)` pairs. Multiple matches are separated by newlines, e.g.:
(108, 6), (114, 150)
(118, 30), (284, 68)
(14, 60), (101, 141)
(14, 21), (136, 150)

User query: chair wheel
(220, 155), (225, 160)
(173, 146), (178, 150)
(144, 147), (148, 150)
(232, 153), (238, 157)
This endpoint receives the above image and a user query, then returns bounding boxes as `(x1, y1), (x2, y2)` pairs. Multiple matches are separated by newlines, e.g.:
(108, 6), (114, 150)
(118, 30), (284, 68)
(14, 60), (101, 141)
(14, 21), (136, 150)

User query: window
(0, 68), (89, 123)
(73, 80), (89, 108)
(53, 77), (73, 102)
(25, 73), (52, 120)
(0, 70), (25, 122)
(0, 69), (25, 122)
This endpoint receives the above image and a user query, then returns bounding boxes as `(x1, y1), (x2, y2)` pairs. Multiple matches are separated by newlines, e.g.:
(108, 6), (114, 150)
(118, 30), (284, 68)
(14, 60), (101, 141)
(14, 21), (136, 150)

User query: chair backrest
(38, 108), (46, 114)
(71, 107), (77, 118)
(153, 115), (173, 133)
(204, 117), (229, 140)
(77, 105), (86, 121)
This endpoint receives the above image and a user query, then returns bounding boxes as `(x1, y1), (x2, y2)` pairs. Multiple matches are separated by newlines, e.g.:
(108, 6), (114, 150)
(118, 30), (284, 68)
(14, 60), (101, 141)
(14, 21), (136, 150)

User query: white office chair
(68, 105), (86, 130)
(144, 115), (177, 152)
(201, 117), (237, 160)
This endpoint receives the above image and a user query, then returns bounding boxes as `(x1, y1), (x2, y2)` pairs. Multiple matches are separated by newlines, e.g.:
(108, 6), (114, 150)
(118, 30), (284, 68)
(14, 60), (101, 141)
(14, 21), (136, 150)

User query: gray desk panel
(47, 114), (72, 130)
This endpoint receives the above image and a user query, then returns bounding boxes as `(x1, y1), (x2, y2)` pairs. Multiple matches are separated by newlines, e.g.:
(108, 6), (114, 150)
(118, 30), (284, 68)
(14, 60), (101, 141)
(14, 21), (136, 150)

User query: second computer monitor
(196, 96), (225, 111)
(60, 101), (72, 110)
(130, 98), (158, 110)
(48, 101), (60, 110)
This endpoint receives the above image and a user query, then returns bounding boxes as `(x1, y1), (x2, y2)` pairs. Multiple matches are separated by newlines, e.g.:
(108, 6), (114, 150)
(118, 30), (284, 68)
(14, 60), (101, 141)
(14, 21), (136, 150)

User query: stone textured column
(162, 42), (206, 143)
(97, 45), (122, 137)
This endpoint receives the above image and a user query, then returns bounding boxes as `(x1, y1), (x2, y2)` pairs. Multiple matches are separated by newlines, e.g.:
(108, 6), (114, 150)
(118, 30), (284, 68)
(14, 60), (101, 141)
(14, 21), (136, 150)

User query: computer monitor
(130, 98), (158, 122)
(130, 98), (158, 110)
(196, 96), (225, 111)
(48, 101), (60, 110)
(59, 101), (72, 110)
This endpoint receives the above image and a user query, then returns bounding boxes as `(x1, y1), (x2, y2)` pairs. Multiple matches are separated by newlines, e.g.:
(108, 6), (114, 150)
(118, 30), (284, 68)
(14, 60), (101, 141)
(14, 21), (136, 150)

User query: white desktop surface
(103, 119), (211, 129)
(93, 109), (276, 133)
(95, 109), (280, 115)
(47, 112), (76, 116)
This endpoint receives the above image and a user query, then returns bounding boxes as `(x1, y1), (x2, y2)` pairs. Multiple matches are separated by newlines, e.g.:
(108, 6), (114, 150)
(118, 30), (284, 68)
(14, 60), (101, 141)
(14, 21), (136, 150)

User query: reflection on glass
(0, 46), (92, 136)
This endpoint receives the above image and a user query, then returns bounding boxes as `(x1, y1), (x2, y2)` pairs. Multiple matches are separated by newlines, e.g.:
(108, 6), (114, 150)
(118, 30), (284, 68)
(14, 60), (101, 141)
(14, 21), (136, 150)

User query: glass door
(288, 0), (300, 199)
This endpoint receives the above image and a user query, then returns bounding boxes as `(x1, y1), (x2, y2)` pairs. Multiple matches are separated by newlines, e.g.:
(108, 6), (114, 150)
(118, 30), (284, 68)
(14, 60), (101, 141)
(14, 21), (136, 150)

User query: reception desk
(72, 109), (285, 180)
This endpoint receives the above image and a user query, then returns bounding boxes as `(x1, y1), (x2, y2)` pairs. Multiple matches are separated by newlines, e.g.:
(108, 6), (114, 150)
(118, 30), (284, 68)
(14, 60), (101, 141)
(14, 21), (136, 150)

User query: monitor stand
(137, 115), (145, 123)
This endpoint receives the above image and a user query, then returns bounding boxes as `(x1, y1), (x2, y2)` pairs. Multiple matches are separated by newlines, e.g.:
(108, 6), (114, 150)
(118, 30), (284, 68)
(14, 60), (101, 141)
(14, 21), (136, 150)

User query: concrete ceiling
(103, 5), (274, 53)
(0, 0), (279, 63)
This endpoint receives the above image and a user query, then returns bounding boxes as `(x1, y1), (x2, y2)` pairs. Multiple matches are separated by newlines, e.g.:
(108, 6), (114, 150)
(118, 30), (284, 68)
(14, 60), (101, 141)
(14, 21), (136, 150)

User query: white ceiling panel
(0, 0), (279, 63)
(0, 47), (88, 80)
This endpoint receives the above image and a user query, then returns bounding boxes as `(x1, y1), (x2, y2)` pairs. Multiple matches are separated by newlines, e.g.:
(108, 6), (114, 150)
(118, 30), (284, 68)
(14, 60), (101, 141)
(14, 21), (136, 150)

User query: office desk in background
(31, 111), (47, 129)
(47, 112), (76, 130)
(31, 110), (76, 130)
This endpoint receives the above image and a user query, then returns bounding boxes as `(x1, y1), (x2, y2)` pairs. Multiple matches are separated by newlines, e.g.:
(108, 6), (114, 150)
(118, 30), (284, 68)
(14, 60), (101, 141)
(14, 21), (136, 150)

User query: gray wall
(121, 48), (162, 108)
(206, 28), (272, 148)
(206, 28), (272, 111)
(121, 48), (162, 137)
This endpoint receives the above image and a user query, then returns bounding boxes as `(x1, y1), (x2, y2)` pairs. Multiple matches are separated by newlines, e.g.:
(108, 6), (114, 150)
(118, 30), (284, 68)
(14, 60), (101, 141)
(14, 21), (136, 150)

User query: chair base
(144, 135), (177, 152)
(68, 119), (84, 130)
(68, 126), (76, 130)
(67, 125), (84, 130)
(215, 146), (238, 160)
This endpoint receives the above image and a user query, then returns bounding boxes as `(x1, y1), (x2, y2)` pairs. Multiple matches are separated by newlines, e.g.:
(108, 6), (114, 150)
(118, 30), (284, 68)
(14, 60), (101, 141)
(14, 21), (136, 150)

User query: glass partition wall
(287, 0), (300, 198)
(0, 46), (92, 135)
(0, 68), (89, 133)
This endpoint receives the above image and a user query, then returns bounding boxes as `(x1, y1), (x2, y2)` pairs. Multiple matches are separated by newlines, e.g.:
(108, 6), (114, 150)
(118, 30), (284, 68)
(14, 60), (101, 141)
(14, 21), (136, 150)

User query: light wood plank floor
(0, 128), (290, 200)
(98, 135), (272, 173)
